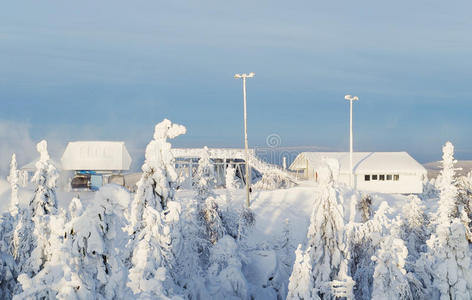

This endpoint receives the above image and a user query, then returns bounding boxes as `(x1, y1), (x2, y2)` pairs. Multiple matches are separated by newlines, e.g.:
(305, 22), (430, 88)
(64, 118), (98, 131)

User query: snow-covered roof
(172, 148), (255, 160)
(289, 152), (426, 175)
(61, 141), (132, 171)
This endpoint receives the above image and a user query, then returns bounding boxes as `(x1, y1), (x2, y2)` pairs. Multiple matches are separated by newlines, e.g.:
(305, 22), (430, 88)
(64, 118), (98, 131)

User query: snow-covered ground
(2, 121), (472, 300)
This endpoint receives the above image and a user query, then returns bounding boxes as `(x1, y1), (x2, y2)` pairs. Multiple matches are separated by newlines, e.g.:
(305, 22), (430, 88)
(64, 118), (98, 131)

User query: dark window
(365, 175), (370, 181)
(394, 174), (400, 181)
(372, 175), (378, 180)
(387, 174), (392, 180)
(379, 175), (385, 181)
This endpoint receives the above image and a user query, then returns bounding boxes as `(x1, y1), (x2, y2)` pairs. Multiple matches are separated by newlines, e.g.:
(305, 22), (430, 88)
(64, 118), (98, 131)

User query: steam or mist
(0, 121), (37, 177)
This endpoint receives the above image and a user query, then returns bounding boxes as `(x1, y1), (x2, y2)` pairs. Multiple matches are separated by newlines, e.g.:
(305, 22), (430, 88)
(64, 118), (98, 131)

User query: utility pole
(234, 72), (255, 207)
(344, 94), (359, 188)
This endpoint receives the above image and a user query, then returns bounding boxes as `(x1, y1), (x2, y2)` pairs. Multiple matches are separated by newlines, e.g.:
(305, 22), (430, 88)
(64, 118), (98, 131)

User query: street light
(344, 94), (359, 188)
(234, 72), (255, 207)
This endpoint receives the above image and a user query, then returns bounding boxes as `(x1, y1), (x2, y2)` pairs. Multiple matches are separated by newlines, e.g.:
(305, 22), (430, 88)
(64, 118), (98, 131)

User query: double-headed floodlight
(234, 72), (255, 207)
(345, 94), (359, 188)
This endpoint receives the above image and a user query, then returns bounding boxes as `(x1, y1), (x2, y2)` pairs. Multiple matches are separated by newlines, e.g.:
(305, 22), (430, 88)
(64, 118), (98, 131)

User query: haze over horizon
(1, 0), (472, 167)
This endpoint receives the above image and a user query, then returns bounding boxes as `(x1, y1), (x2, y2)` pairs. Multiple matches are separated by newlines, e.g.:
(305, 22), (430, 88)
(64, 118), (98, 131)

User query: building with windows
(289, 152), (427, 194)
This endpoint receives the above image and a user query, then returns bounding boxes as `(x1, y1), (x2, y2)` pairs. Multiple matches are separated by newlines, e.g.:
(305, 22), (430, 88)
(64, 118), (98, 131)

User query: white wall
(354, 173), (423, 194)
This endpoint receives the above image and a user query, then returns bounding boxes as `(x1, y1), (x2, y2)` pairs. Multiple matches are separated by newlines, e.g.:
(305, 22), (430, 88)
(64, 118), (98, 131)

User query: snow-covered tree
(0, 213), (17, 299)
(225, 164), (238, 191)
(424, 141), (472, 299)
(346, 201), (392, 300)
(194, 147), (225, 245)
(7, 154), (20, 217)
(195, 146), (216, 202)
(456, 172), (472, 242)
(15, 187), (131, 299)
(129, 119), (186, 234)
(287, 245), (318, 300)
(371, 219), (411, 300)
(357, 193), (373, 223)
(400, 195), (429, 261)
(207, 235), (248, 299)
(12, 140), (58, 277)
(12, 209), (90, 299)
(66, 186), (130, 298)
(128, 203), (182, 299)
(288, 164), (354, 299)
(268, 219), (294, 299)
(127, 119), (186, 298)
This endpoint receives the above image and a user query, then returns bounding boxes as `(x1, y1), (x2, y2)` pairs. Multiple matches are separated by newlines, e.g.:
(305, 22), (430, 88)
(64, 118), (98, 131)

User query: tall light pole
(234, 72), (255, 207)
(344, 94), (359, 188)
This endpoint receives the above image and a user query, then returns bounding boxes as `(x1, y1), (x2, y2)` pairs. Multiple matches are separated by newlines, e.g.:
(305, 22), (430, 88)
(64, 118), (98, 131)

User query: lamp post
(344, 94), (359, 188)
(234, 72), (255, 207)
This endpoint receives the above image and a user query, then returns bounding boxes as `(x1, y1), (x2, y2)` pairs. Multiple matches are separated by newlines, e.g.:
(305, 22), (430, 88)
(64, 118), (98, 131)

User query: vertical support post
(349, 98), (353, 188)
(243, 77), (250, 208)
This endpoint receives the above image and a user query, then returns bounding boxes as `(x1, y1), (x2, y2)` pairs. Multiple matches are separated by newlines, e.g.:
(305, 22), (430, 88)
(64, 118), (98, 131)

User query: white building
(289, 152), (427, 194)
(61, 141), (132, 190)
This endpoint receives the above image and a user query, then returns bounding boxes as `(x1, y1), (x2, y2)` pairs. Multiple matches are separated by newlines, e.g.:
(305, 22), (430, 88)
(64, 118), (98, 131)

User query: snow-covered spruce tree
(207, 235), (248, 299)
(127, 119), (186, 298)
(12, 140), (58, 277)
(288, 164), (354, 299)
(267, 219), (294, 299)
(346, 201), (392, 300)
(13, 207), (89, 299)
(400, 195), (429, 262)
(357, 193), (373, 223)
(287, 245), (319, 300)
(195, 146), (216, 202)
(0, 213), (17, 299)
(424, 141), (472, 299)
(456, 172), (472, 242)
(195, 147), (225, 245)
(7, 153), (20, 217)
(15, 187), (132, 299)
(371, 218), (411, 300)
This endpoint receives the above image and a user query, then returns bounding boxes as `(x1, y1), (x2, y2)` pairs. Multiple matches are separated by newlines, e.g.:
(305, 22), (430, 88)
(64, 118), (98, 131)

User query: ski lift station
(61, 141), (132, 190)
(172, 148), (260, 187)
(289, 152), (427, 194)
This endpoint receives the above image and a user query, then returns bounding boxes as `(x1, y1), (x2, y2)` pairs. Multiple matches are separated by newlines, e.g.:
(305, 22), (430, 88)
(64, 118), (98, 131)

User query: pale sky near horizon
(1, 0), (471, 166)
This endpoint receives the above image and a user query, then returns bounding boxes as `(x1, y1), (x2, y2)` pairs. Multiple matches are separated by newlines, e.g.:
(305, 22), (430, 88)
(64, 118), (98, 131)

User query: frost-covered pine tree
(456, 172), (472, 242)
(346, 200), (392, 299)
(195, 146), (216, 202)
(67, 186), (130, 298)
(424, 141), (472, 299)
(371, 219), (412, 300)
(288, 164), (354, 299)
(12, 140), (58, 277)
(207, 235), (248, 299)
(128, 203), (182, 299)
(268, 219), (294, 299)
(127, 120), (186, 298)
(0, 213), (17, 299)
(129, 119), (186, 234)
(194, 147), (225, 245)
(7, 153), (20, 217)
(287, 245), (319, 300)
(401, 195), (429, 261)
(13, 208), (90, 299)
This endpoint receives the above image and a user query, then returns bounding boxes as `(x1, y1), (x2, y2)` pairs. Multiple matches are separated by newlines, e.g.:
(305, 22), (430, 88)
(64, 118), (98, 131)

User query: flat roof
(290, 152), (427, 175)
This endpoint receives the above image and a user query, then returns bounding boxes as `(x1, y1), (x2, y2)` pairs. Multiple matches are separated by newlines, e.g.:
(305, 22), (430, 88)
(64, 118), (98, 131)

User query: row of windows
(364, 174), (399, 181)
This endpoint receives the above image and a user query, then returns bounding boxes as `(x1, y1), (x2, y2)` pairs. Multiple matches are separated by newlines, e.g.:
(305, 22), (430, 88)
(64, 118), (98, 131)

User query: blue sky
(1, 0), (471, 165)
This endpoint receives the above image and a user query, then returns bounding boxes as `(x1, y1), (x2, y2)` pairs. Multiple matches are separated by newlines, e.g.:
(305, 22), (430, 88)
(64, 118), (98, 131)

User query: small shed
(290, 152), (427, 194)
